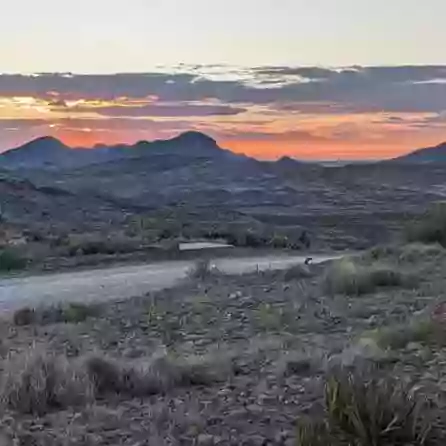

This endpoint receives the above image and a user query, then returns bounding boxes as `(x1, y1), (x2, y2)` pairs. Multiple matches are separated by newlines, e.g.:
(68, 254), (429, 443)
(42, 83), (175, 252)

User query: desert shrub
(298, 368), (439, 446)
(66, 234), (139, 257)
(13, 302), (100, 326)
(365, 318), (446, 350)
(406, 203), (446, 247)
(0, 349), (94, 415)
(366, 243), (443, 263)
(270, 233), (290, 248)
(61, 302), (101, 323)
(0, 249), (26, 272)
(13, 307), (37, 326)
(398, 243), (444, 262)
(85, 352), (231, 397)
(324, 259), (414, 296)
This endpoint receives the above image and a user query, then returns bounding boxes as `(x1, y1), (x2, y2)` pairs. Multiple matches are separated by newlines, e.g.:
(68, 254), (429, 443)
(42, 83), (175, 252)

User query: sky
(1, 0), (446, 159)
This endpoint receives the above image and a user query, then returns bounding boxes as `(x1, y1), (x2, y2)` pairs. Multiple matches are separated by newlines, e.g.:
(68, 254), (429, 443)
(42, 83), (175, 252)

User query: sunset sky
(1, 0), (446, 159)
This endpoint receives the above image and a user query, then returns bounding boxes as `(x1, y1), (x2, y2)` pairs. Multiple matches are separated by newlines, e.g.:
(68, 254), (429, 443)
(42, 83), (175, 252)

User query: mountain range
(2, 131), (446, 253)
(1, 132), (446, 170)
(0, 132), (241, 170)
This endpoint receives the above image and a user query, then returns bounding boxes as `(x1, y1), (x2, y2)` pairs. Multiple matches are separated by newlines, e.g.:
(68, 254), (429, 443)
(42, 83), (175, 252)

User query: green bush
(406, 203), (446, 247)
(12, 302), (100, 326)
(324, 259), (414, 296)
(0, 249), (27, 271)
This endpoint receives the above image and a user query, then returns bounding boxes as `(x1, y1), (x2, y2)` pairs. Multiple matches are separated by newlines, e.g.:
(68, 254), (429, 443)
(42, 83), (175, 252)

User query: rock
(243, 435), (268, 446)
(246, 404), (263, 415)
(366, 315), (378, 325)
(197, 433), (218, 446)
(229, 291), (243, 299)
(406, 342), (423, 352)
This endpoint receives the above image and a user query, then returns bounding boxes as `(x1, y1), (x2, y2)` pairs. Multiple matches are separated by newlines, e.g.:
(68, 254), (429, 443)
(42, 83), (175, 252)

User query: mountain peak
(20, 136), (67, 152)
(174, 131), (217, 145)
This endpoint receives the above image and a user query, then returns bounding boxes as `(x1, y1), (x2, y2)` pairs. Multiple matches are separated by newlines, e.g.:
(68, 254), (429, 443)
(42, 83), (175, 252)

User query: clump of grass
(365, 243), (443, 264)
(406, 203), (446, 247)
(0, 346), (232, 415)
(0, 348), (94, 415)
(364, 318), (446, 350)
(324, 258), (414, 296)
(61, 302), (101, 323)
(187, 258), (219, 280)
(13, 302), (100, 326)
(85, 351), (232, 397)
(0, 248), (27, 272)
(298, 368), (440, 446)
(253, 303), (284, 332)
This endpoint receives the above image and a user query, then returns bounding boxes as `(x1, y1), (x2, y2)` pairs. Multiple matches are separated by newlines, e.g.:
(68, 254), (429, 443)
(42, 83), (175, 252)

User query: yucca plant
(297, 368), (440, 446)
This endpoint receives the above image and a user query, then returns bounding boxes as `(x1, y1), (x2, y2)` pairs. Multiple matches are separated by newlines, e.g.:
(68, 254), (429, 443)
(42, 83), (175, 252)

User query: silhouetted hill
(390, 141), (446, 164)
(0, 131), (236, 170)
(0, 136), (123, 169)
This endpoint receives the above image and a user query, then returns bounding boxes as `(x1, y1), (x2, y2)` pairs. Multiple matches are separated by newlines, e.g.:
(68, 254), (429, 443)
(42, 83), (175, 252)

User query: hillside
(389, 141), (446, 164)
(3, 134), (446, 267)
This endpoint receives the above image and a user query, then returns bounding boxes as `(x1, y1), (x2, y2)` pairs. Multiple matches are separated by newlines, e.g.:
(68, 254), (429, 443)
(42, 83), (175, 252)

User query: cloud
(219, 129), (331, 142)
(0, 66), (446, 158)
(75, 102), (246, 118)
(0, 65), (445, 115)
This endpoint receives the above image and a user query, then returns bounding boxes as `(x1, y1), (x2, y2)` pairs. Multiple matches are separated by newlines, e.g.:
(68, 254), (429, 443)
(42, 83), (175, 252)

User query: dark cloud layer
(0, 65), (445, 116)
(75, 103), (246, 118)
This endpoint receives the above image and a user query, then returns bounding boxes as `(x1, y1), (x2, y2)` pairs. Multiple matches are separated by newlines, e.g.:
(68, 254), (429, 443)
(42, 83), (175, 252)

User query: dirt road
(0, 253), (347, 311)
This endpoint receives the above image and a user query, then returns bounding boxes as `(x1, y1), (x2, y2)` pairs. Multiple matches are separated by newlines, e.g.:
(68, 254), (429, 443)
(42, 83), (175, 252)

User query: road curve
(0, 253), (347, 311)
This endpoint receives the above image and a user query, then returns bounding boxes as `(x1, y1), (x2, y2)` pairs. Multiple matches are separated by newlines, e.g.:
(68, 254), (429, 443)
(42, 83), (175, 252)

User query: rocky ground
(2, 244), (446, 445)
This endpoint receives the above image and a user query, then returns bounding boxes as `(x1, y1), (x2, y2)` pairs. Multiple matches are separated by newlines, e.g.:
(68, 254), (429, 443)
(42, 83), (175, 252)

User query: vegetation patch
(298, 368), (441, 446)
(324, 258), (416, 296)
(406, 203), (446, 248)
(0, 248), (27, 272)
(85, 351), (232, 397)
(13, 302), (101, 326)
(363, 318), (446, 350)
(0, 349), (94, 415)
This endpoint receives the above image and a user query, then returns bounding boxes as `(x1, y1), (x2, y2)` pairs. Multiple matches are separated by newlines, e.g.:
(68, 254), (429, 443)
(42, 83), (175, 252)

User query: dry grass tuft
(0, 348), (94, 415)
(0, 346), (232, 416)
(406, 203), (446, 248)
(298, 367), (441, 445)
(85, 351), (231, 397)
(364, 318), (446, 350)
(365, 243), (444, 264)
(324, 258), (415, 296)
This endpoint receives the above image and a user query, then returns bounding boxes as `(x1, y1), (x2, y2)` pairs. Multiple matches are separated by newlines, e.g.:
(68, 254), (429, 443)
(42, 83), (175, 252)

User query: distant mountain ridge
(390, 141), (446, 164)
(0, 131), (237, 170)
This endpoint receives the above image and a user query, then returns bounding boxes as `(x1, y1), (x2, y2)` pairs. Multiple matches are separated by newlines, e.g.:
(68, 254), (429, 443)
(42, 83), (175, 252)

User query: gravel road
(0, 253), (346, 311)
